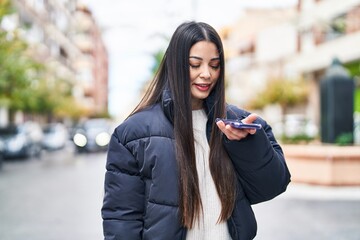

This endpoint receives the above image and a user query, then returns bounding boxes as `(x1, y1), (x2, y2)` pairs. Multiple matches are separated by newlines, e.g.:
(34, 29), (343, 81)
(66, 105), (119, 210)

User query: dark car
(72, 118), (113, 153)
(0, 122), (43, 159)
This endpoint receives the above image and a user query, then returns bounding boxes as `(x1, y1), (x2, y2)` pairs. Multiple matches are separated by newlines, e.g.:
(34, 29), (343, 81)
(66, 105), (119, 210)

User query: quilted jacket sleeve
(223, 115), (291, 204)
(102, 130), (144, 240)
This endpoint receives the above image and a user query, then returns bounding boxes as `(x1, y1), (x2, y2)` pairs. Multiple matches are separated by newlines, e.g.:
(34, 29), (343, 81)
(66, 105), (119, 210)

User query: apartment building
(10, 0), (108, 117)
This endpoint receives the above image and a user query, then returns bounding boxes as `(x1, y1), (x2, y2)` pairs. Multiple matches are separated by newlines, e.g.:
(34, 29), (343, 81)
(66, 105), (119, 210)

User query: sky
(79, 0), (297, 119)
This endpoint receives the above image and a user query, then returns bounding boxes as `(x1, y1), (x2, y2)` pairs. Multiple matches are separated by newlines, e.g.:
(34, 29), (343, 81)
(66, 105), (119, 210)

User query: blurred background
(0, 0), (359, 239)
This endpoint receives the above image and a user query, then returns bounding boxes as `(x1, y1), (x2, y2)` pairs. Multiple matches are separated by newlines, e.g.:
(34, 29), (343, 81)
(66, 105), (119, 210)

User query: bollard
(320, 58), (355, 144)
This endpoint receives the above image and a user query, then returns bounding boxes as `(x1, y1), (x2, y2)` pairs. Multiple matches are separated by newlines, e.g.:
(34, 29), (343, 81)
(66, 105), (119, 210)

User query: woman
(102, 21), (291, 240)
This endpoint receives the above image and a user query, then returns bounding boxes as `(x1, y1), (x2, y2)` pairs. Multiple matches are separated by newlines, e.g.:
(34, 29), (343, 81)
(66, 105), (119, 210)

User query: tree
(0, 32), (36, 115)
(0, 0), (40, 117)
(151, 49), (165, 76)
(0, 0), (13, 18)
(0, 0), (87, 122)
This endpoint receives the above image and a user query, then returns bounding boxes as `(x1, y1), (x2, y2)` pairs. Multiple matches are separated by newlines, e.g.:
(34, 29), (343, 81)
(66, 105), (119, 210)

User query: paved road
(0, 149), (105, 240)
(0, 149), (359, 240)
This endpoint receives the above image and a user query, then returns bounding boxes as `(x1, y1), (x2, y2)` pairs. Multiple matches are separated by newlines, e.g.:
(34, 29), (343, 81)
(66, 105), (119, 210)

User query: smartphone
(216, 118), (262, 129)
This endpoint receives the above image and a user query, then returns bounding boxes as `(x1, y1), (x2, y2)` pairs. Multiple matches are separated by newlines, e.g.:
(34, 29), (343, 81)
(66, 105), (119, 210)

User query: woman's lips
(194, 83), (210, 91)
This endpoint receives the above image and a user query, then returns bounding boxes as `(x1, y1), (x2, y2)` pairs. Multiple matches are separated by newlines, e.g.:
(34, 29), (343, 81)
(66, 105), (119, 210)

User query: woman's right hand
(216, 113), (258, 141)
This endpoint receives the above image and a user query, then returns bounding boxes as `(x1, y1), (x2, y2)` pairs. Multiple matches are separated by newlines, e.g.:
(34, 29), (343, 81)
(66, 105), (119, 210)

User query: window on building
(324, 15), (346, 41)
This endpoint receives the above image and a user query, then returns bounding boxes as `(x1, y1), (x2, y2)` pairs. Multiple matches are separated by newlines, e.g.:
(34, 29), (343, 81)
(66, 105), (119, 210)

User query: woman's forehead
(189, 41), (219, 57)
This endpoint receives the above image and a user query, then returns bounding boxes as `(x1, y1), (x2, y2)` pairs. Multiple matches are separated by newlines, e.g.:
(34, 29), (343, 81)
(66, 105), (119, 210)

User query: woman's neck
(191, 99), (204, 110)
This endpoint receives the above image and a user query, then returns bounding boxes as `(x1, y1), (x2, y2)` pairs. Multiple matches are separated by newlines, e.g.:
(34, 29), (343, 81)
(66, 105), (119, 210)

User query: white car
(42, 123), (70, 151)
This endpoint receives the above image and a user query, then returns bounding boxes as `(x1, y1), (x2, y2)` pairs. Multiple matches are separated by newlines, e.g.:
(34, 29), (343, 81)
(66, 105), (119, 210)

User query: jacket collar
(161, 88), (217, 126)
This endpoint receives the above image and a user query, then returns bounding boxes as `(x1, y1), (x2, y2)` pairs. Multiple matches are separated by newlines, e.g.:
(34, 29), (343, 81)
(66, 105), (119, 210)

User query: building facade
(9, 0), (108, 119)
(222, 0), (360, 138)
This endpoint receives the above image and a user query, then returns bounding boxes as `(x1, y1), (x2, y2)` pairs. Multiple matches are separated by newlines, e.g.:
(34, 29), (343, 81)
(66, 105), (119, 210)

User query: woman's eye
(190, 64), (200, 68)
(211, 65), (220, 70)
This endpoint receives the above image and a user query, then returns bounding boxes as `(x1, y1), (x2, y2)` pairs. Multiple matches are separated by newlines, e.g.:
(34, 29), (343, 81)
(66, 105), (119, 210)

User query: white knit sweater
(186, 109), (232, 240)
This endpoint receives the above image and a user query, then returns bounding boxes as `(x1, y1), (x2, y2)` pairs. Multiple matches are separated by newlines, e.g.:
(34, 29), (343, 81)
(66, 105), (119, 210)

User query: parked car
(42, 123), (69, 151)
(72, 118), (112, 153)
(0, 122), (43, 159)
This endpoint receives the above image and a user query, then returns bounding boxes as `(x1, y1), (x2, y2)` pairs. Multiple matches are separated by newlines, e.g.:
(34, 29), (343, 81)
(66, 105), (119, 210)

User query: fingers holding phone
(216, 113), (259, 141)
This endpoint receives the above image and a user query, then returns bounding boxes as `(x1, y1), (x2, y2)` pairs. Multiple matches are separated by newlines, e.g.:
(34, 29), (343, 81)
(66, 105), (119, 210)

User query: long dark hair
(130, 21), (236, 228)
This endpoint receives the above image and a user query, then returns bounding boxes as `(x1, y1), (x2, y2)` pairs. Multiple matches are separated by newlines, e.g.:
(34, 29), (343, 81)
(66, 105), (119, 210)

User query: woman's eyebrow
(210, 57), (220, 61)
(189, 56), (202, 60)
(189, 56), (220, 61)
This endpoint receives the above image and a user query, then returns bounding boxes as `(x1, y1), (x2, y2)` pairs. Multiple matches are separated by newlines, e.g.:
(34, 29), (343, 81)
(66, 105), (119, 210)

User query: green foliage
(344, 60), (360, 77)
(151, 49), (165, 76)
(0, 30), (37, 111)
(280, 134), (315, 144)
(0, 1), (33, 112)
(0, 1), (84, 121)
(355, 88), (360, 112)
(247, 78), (309, 110)
(343, 60), (359, 112)
(90, 111), (111, 119)
(0, 0), (14, 20)
(335, 132), (354, 146)
(53, 96), (91, 121)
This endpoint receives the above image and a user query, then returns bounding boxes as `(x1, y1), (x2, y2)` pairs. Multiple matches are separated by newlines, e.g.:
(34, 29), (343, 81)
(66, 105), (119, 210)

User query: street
(0, 148), (105, 240)
(0, 148), (359, 240)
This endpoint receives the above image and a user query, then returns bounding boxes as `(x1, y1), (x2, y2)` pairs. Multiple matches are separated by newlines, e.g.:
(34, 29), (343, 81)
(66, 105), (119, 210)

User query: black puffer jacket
(102, 91), (291, 240)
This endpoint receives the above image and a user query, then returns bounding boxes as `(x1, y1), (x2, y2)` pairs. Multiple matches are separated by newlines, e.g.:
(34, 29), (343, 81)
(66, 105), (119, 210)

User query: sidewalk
(280, 182), (360, 201)
(253, 183), (360, 240)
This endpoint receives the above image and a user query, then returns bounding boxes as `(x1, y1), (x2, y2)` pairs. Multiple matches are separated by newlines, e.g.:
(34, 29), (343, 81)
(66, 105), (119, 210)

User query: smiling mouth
(194, 83), (211, 91)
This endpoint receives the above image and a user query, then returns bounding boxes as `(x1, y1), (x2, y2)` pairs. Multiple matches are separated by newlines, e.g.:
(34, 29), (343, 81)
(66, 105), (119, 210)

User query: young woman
(102, 21), (291, 240)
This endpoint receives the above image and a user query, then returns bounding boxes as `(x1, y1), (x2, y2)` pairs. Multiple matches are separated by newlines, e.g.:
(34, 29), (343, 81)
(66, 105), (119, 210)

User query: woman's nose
(200, 67), (211, 79)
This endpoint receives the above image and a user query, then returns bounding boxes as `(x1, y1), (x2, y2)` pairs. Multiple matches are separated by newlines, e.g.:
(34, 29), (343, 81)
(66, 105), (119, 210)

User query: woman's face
(189, 41), (220, 110)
